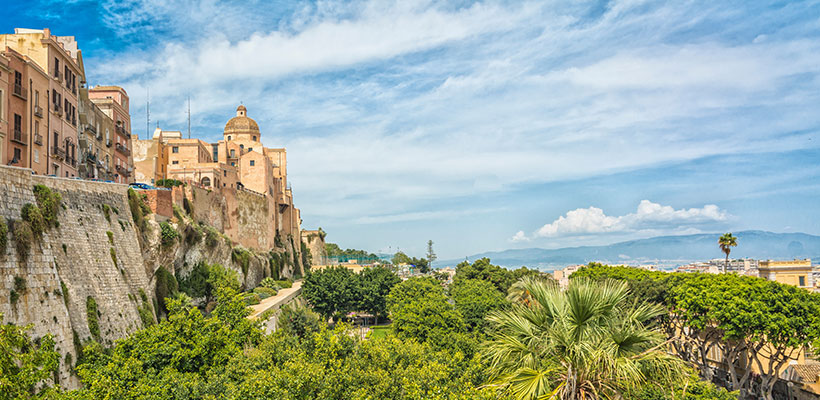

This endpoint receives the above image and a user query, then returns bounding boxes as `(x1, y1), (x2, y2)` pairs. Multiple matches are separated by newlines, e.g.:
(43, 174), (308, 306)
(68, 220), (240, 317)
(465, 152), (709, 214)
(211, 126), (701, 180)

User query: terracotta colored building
(1, 28), (85, 177)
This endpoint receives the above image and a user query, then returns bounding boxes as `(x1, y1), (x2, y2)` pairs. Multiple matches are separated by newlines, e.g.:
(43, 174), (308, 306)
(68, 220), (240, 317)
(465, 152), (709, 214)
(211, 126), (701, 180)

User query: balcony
(115, 143), (131, 156)
(53, 103), (63, 116)
(13, 83), (26, 99)
(106, 139), (112, 148)
(66, 156), (76, 167)
(86, 153), (97, 164)
(115, 125), (131, 138)
(54, 70), (61, 81)
(11, 129), (27, 145)
(33, 134), (43, 145)
(34, 105), (43, 118)
(85, 124), (97, 136)
(116, 165), (130, 176)
(52, 146), (66, 159)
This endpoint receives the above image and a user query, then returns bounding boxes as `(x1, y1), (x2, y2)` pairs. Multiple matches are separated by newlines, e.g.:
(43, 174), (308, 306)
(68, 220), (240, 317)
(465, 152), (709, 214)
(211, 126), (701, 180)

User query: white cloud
(514, 200), (729, 241)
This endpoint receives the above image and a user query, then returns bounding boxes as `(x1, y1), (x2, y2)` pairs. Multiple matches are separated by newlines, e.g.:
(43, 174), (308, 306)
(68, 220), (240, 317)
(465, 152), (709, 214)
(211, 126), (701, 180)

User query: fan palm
(483, 278), (684, 400)
(718, 233), (738, 273)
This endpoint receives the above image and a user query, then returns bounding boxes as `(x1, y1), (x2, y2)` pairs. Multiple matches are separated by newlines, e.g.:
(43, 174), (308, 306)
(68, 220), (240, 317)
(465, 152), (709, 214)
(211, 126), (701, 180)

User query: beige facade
(133, 105), (303, 247)
(89, 86), (131, 183)
(77, 87), (116, 180)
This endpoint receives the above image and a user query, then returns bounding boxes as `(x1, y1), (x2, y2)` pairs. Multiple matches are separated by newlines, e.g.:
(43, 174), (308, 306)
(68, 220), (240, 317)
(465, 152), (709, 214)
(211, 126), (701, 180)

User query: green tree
(358, 266), (401, 324)
(0, 314), (61, 399)
(387, 277), (466, 349)
(303, 266), (361, 320)
(483, 278), (684, 400)
(454, 258), (535, 293)
(391, 251), (412, 265)
(718, 233), (738, 273)
(426, 240), (437, 269)
(451, 279), (508, 332)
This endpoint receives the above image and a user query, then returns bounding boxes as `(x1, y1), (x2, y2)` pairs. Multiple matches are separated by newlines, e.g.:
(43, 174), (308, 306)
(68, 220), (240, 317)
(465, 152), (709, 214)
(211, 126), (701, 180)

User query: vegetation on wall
(0, 216), (7, 252)
(106, 231), (114, 245)
(231, 247), (252, 276)
(86, 296), (101, 342)
(101, 204), (112, 222)
(300, 241), (311, 271)
(159, 221), (179, 248)
(268, 252), (281, 280)
(33, 184), (61, 228)
(21, 203), (45, 236)
(155, 179), (183, 187)
(137, 289), (155, 327)
(183, 197), (194, 216)
(109, 248), (118, 268)
(154, 267), (179, 318)
(0, 313), (60, 399)
(127, 188), (150, 233)
(13, 220), (34, 261)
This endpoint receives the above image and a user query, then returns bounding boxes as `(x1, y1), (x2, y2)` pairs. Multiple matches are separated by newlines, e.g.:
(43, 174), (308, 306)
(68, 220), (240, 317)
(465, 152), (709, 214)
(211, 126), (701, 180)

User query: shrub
(62, 243), (67, 253)
(60, 281), (69, 306)
(10, 290), (19, 304)
(106, 231), (114, 245)
(204, 226), (221, 248)
(275, 280), (292, 289)
(127, 188), (148, 232)
(101, 204), (111, 222)
(0, 216), (8, 251)
(139, 194), (152, 215)
(155, 267), (179, 317)
(86, 296), (101, 341)
(155, 179), (183, 187)
(242, 293), (261, 306)
(183, 197), (194, 216)
(268, 252), (281, 280)
(14, 276), (26, 292)
(160, 222), (179, 248)
(33, 184), (61, 227)
(259, 277), (278, 290)
(232, 247), (252, 276)
(13, 220), (33, 260)
(184, 224), (202, 245)
(21, 203), (45, 236)
(253, 287), (278, 299)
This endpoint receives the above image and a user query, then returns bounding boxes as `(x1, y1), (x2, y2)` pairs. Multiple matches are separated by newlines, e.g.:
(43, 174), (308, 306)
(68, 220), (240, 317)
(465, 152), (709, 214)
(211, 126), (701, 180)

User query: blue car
(129, 182), (151, 190)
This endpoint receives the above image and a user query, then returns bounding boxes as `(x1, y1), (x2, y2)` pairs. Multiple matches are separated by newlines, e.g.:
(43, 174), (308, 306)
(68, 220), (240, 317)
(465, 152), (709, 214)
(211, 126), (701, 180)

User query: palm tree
(718, 233), (738, 273)
(483, 278), (683, 400)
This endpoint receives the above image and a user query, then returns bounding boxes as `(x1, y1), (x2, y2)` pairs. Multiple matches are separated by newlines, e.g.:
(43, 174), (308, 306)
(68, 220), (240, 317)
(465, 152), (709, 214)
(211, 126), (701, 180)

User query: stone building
(77, 86), (116, 180)
(134, 105), (302, 245)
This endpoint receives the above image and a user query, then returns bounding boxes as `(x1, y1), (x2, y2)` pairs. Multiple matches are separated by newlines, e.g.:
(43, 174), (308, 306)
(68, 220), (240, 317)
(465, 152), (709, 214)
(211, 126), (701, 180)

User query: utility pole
(187, 95), (191, 139)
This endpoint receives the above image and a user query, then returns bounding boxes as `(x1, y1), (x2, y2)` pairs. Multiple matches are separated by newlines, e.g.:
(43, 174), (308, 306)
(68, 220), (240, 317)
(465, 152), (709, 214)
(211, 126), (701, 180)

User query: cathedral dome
(224, 105), (260, 138)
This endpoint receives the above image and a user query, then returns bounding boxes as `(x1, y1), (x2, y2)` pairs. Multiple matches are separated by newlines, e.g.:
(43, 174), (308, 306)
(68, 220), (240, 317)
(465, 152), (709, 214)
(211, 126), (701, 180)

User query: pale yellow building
(758, 259), (813, 289)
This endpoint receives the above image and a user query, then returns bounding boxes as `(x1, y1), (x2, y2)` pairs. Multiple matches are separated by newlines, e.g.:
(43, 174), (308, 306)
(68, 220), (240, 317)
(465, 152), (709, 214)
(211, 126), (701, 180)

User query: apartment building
(89, 86), (132, 183)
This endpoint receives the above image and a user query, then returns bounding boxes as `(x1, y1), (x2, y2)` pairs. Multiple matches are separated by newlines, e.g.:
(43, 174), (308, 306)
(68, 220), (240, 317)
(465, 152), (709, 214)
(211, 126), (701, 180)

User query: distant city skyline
(5, 0), (819, 259)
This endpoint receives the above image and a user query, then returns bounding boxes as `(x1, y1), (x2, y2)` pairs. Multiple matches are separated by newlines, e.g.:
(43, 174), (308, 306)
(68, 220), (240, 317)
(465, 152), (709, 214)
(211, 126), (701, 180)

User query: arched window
(230, 149), (235, 158)
(201, 177), (211, 187)
(240, 144), (244, 150)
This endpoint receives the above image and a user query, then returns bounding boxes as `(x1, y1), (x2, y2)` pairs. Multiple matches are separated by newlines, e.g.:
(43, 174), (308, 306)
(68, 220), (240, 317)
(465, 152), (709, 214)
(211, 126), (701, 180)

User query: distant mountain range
(441, 231), (820, 271)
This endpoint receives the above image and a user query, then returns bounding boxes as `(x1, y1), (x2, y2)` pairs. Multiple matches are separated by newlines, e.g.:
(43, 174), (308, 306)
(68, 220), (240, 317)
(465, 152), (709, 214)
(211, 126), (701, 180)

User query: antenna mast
(146, 87), (150, 138)
(187, 96), (191, 139)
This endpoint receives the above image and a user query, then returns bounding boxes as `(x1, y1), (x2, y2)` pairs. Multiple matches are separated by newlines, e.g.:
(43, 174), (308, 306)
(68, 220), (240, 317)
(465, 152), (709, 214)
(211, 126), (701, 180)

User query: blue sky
(4, 0), (820, 261)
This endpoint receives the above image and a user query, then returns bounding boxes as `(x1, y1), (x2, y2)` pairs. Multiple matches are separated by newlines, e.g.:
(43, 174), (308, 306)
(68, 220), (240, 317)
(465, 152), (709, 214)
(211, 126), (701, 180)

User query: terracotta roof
(791, 364), (820, 382)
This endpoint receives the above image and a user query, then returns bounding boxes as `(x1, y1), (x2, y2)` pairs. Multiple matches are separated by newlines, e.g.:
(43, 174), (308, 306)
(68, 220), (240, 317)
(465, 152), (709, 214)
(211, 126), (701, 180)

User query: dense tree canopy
(0, 314), (60, 400)
(453, 258), (539, 293)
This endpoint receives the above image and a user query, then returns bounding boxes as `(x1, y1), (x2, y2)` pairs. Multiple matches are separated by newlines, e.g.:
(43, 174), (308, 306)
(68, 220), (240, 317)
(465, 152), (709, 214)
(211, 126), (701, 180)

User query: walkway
(248, 280), (303, 333)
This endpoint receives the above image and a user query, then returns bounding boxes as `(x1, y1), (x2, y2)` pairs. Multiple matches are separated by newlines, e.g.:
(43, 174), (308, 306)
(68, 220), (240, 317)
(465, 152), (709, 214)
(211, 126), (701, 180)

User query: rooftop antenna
(187, 95), (191, 139)
(146, 87), (150, 139)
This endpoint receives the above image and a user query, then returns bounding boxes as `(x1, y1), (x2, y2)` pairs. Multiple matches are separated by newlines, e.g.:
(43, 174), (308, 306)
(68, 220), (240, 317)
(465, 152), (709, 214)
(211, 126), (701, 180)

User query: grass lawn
(369, 325), (391, 339)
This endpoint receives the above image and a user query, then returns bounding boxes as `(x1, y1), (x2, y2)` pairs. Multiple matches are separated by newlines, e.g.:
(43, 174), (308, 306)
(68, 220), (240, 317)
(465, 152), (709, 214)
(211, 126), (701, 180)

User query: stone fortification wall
(0, 166), (151, 388)
(301, 230), (326, 265)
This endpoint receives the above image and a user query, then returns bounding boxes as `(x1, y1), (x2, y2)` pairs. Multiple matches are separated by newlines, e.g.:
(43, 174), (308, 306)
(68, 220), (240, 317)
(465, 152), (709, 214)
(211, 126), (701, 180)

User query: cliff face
(0, 165), (304, 389)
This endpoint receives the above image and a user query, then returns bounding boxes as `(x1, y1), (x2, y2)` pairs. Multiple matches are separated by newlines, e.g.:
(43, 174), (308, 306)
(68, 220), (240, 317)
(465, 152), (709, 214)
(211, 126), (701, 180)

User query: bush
(127, 188), (148, 232)
(232, 247), (252, 276)
(156, 179), (183, 187)
(13, 220), (33, 260)
(268, 252), (281, 280)
(183, 197), (194, 216)
(184, 224), (202, 245)
(102, 204), (111, 222)
(275, 280), (292, 289)
(14, 276), (26, 292)
(155, 267), (179, 317)
(21, 203), (45, 236)
(33, 184), (61, 227)
(86, 296), (101, 342)
(243, 292), (261, 306)
(253, 286), (278, 299)
(259, 277), (278, 290)
(106, 231), (114, 244)
(160, 222), (179, 248)
(0, 216), (8, 252)
(205, 226), (221, 247)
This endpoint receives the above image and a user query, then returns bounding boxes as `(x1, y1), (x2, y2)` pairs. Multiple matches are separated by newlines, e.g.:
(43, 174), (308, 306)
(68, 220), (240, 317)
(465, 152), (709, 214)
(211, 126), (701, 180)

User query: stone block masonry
(0, 165), (150, 389)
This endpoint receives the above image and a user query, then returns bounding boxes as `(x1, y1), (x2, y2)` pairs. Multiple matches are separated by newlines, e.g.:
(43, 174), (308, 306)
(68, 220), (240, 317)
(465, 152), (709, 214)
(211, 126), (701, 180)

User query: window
(13, 148), (21, 163)
(172, 146), (179, 153)
(172, 161), (179, 165)
(227, 135), (231, 141)
(54, 58), (59, 77)
(230, 149), (235, 158)
(34, 149), (39, 163)
(240, 144), (244, 150)
(799, 276), (806, 287)
(252, 136), (256, 141)
(223, 170), (227, 177)
(250, 160), (255, 166)
(201, 177), (211, 187)
(212, 145), (218, 161)
(248, 148), (253, 152)
(14, 114), (22, 134)
(34, 90), (39, 106)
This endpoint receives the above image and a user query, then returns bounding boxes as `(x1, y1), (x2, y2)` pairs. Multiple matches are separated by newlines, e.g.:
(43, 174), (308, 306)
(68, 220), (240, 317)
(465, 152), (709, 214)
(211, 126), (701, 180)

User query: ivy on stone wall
(231, 247), (252, 276)
(13, 220), (33, 261)
(0, 216), (7, 252)
(106, 231), (114, 245)
(159, 222), (179, 248)
(127, 188), (149, 233)
(33, 184), (61, 228)
(86, 296), (101, 342)
(101, 204), (111, 222)
(21, 203), (45, 236)
(109, 248), (118, 268)
(183, 197), (194, 216)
